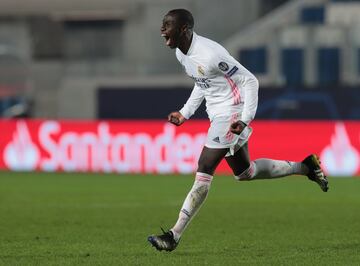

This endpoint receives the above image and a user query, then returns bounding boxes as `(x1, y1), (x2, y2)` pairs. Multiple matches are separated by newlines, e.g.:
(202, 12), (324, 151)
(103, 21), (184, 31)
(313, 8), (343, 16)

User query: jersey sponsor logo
(218, 62), (229, 72)
(190, 75), (211, 89)
(197, 65), (205, 76)
(226, 66), (238, 77)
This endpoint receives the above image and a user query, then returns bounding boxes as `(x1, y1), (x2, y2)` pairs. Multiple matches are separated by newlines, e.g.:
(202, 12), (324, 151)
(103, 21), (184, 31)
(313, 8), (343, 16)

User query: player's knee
(197, 159), (216, 176)
(234, 163), (253, 181)
(197, 164), (215, 175)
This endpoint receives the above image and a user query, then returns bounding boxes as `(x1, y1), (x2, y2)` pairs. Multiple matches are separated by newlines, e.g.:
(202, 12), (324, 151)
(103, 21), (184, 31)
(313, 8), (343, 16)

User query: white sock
(236, 159), (308, 180)
(253, 159), (307, 179)
(171, 172), (213, 242)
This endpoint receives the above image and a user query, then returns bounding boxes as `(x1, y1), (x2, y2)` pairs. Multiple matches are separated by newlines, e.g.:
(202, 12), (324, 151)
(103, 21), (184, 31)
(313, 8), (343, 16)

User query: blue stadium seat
(317, 47), (340, 85)
(0, 96), (27, 117)
(0, 97), (11, 114)
(281, 48), (304, 85)
(239, 47), (267, 74)
(301, 6), (325, 24)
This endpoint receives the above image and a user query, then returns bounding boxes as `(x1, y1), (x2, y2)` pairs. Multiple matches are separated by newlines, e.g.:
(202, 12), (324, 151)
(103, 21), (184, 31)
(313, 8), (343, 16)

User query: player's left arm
(238, 75), (259, 125)
(231, 75), (259, 134)
(212, 50), (259, 134)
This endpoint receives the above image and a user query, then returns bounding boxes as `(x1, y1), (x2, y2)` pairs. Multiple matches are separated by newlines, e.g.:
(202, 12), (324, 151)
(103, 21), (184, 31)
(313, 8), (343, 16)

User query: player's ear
(180, 24), (187, 34)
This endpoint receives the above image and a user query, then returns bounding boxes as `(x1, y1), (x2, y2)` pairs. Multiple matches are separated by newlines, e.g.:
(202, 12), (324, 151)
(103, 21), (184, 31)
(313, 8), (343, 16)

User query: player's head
(161, 9), (194, 49)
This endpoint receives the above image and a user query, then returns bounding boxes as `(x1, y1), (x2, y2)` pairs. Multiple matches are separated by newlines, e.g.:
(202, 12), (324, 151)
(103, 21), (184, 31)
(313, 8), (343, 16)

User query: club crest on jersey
(218, 62), (229, 72)
(197, 65), (205, 76)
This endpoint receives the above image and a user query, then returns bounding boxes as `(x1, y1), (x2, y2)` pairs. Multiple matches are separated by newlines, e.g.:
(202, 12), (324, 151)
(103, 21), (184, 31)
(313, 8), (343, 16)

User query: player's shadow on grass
(168, 248), (246, 256)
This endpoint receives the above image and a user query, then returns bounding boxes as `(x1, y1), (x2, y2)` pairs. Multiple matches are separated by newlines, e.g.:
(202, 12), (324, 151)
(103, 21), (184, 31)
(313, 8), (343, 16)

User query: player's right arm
(168, 84), (204, 126)
(179, 84), (205, 120)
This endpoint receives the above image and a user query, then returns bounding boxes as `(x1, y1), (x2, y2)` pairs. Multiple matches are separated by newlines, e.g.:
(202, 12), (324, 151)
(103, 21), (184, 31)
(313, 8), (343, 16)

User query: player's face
(161, 14), (182, 49)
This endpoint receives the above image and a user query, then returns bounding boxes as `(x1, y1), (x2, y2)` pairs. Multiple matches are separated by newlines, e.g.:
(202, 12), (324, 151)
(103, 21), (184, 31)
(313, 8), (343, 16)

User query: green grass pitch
(0, 171), (359, 265)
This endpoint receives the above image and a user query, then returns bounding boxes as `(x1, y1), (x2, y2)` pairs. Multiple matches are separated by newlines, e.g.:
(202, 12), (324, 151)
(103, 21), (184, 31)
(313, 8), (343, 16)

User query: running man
(148, 8), (328, 252)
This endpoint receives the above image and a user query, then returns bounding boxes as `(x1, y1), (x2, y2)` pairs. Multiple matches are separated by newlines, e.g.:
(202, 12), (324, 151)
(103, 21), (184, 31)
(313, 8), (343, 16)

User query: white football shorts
(205, 113), (252, 157)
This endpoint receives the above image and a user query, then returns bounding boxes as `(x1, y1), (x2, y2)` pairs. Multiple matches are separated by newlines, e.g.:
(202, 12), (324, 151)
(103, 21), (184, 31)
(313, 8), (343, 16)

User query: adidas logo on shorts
(212, 136), (220, 143)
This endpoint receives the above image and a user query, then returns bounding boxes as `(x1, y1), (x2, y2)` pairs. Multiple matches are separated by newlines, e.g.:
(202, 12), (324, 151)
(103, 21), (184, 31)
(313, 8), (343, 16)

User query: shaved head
(167, 9), (194, 30)
(161, 8), (194, 53)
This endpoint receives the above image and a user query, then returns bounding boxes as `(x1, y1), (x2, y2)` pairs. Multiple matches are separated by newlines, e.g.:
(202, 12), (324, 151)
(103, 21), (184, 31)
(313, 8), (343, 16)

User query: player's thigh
(225, 142), (250, 175)
(197, 146), (229, 175)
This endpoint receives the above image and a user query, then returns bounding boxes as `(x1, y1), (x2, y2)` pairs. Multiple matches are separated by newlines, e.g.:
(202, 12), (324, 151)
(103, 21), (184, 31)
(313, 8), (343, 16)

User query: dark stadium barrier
(0, 119), (359, 176)
(97, 86), (360, 120)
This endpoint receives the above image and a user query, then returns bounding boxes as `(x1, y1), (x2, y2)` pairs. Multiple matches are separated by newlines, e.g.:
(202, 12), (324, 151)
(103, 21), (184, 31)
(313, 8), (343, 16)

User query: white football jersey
(177, 32), (259, 125)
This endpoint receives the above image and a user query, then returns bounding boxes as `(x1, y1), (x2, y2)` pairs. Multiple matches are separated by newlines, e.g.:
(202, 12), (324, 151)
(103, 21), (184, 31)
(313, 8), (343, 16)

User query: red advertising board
(0, 119), (359, 176)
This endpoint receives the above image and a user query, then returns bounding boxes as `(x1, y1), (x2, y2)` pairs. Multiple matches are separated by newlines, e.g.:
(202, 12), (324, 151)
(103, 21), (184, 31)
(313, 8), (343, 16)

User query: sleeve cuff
(241, 116), (253, 126)
(179, 108), (191, 120)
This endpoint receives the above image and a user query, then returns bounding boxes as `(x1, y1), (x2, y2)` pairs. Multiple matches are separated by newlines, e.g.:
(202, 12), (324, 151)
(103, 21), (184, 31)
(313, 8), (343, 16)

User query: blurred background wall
(0, 0), (359, 176)
(0, 0), (358, 120)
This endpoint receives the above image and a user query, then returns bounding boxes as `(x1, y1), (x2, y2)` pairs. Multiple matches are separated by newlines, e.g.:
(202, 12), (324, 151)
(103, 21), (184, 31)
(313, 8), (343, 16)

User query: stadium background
(0, 1), (360, 265)
(0, 0), (359, 176)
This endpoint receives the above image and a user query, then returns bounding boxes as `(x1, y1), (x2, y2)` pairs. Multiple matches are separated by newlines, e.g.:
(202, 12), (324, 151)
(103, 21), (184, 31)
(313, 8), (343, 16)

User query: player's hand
(230, 120), (247, 135)
(168, 111), (186, 126)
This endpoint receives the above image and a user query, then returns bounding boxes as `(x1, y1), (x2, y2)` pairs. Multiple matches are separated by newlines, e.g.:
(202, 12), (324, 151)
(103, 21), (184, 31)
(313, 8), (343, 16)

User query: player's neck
(178, 32), (193, 55)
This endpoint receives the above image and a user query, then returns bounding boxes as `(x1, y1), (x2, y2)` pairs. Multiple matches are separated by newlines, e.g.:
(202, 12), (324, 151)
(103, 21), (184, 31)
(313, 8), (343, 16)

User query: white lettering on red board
(3, 121), (206, 174)
(321, 122), (360, 176)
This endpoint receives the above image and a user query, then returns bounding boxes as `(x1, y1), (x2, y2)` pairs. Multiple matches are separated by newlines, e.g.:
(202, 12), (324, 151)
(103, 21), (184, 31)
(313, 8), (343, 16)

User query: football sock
(252, 159), (308, 179)
(171, 172), (213, 242)
(236, 159), (308, 180)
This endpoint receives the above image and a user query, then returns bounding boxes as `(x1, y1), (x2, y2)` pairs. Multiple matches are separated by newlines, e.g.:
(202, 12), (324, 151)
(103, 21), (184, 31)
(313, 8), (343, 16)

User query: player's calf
(234, 163), (254, 181)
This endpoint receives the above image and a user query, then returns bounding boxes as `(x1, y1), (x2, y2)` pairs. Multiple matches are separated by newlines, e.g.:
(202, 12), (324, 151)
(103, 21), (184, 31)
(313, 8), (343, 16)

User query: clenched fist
(230, 120), (247, 135)
(168, 111), (186, 126)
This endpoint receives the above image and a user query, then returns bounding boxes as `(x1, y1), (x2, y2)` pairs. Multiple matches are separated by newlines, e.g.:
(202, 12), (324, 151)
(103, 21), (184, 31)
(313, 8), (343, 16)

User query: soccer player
(148, 8), (328, 252)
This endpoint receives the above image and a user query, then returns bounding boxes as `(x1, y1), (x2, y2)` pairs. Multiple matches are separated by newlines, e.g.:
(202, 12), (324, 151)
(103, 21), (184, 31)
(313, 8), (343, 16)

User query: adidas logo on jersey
(212, 136), (220, 143)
